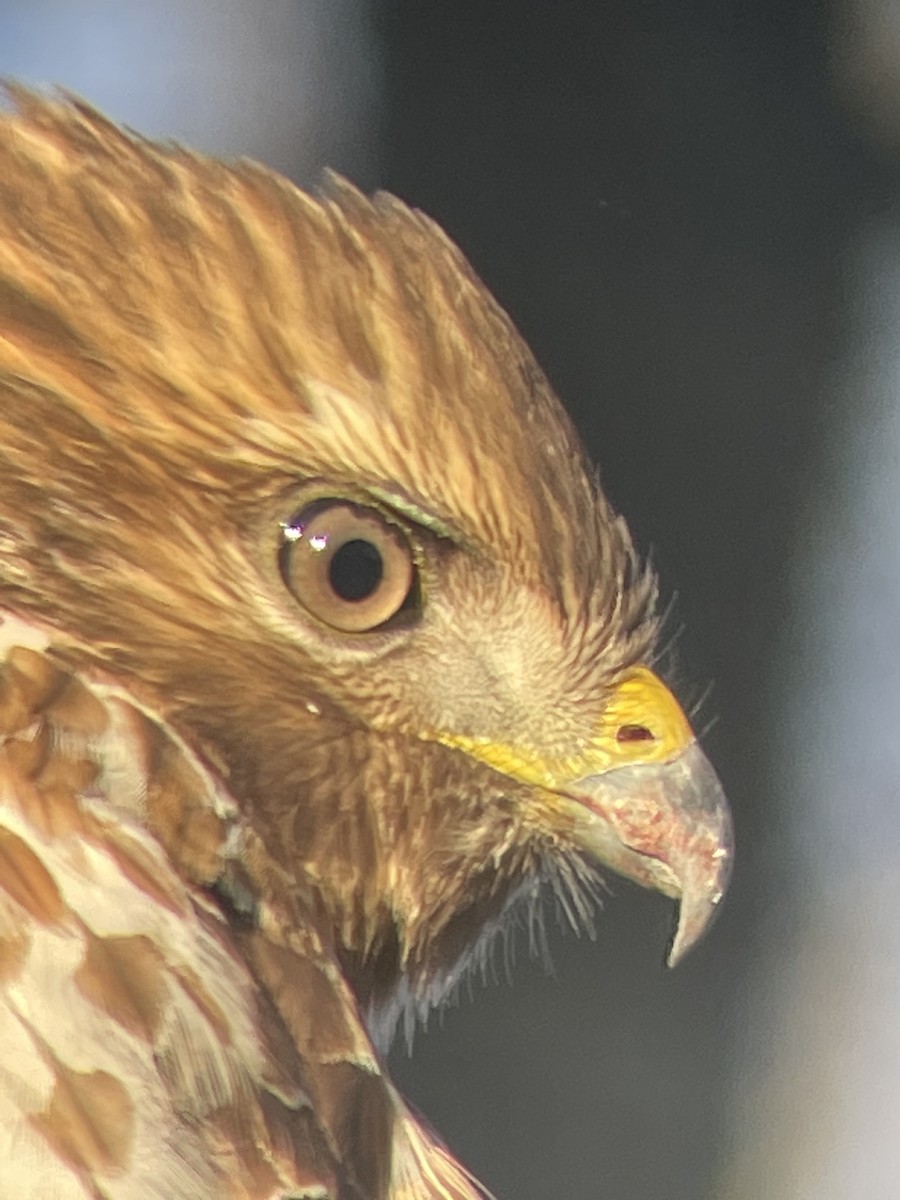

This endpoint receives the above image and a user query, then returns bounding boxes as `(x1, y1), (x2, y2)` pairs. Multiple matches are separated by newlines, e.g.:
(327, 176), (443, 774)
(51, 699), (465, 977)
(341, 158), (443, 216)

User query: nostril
(617, 724), (655, 743)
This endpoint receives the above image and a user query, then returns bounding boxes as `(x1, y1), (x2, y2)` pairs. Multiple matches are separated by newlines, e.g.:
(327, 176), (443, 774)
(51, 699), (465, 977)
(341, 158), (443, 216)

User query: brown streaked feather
(0, 635), (331, 1196)
(0, 621), (487, 1197)
(0, 88), (654, 645)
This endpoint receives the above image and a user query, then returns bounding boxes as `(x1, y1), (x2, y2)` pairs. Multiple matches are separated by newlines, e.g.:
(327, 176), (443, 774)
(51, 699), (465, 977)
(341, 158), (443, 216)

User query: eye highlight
(279, 500), (419, 633)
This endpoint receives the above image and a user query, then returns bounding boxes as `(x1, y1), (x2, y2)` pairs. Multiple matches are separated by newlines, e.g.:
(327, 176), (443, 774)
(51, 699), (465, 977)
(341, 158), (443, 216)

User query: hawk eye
(279, 500), (418, 632)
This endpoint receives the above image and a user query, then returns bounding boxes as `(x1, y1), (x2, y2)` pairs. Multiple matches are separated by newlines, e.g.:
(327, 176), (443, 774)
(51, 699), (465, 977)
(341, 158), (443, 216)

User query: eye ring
(279, 499), (419, 633)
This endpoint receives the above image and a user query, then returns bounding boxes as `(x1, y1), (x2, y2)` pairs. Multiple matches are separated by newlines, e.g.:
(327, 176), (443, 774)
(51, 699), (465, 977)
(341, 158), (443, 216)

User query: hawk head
(0, 90), (731, 1195)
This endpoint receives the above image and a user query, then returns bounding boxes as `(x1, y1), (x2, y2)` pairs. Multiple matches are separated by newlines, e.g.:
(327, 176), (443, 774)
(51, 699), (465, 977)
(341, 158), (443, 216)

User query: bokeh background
(3, 3), (899, 1197)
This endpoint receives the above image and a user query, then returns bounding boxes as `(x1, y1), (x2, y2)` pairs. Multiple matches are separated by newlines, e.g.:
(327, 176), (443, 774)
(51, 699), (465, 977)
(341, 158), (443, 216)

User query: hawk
(0, 91), (732, 1198)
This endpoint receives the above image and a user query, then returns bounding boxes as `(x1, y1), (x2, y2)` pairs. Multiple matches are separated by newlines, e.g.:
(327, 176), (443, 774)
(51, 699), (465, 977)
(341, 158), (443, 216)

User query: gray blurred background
(3, 2), (898, 1197)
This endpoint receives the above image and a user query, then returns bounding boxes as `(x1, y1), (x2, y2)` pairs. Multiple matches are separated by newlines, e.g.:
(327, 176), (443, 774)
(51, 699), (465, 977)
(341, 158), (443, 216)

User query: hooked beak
(429, 666), (733, 964)
(565, 739), (733, 965)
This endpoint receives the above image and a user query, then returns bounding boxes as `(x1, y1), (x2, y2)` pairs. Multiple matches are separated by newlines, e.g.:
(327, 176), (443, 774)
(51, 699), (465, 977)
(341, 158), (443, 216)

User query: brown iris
(280, 500), (417, 632)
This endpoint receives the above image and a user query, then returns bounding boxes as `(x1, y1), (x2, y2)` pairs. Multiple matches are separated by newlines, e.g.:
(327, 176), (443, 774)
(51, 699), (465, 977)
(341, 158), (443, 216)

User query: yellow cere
(431, 667), (695, 791)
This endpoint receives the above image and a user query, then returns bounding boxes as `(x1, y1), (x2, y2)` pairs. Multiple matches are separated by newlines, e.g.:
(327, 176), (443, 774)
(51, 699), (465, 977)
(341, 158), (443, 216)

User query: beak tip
(666, 853), (731, 968)
(666, 899), (717, 968)
(566, 737), (733, 968)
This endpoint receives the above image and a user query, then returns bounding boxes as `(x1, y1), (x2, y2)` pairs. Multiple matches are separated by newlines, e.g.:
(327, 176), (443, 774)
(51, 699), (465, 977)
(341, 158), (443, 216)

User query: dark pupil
(329, 539), (383, 602)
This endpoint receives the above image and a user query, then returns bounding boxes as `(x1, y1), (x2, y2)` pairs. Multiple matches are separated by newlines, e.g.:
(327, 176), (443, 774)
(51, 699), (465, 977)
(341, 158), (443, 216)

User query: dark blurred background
(4, 3), (899, 1197)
